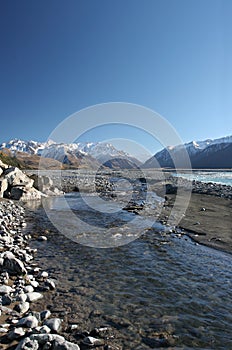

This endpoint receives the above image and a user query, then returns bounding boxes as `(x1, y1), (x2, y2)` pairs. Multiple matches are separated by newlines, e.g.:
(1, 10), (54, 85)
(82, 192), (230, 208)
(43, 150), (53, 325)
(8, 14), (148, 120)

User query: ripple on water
(27, 194), (232, 349)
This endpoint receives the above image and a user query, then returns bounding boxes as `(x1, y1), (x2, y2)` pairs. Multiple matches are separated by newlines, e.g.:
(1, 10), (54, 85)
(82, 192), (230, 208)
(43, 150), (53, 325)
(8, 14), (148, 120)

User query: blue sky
(0, 0), (231, 159)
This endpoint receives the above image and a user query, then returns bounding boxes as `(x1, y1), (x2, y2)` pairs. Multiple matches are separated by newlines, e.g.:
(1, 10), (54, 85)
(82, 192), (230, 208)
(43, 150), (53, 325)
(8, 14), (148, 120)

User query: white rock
(44, 318), (62, 332)
(16, 293), (27, 302)
(15, 337), (39, 350)
(0, 285), (13, 294)
(24, 285), (34, 293)
(30, 280), (39, 288)
(30, 174), (53, 192)
(17, 315), (38, 328)
(37, 235), (47, 241)
(45, 279), (56, 290)
(82, 336), (105, 346)
(4, 167), (34, 188)
(14, 301), (30, 314)
(0, 178), (8, 198)
(40, 309), (51, 320)
(40, 271), (48, 278)
(53, 337), (80, 350)
(0, 327), (8, 333)
(26, 292), (43, 302)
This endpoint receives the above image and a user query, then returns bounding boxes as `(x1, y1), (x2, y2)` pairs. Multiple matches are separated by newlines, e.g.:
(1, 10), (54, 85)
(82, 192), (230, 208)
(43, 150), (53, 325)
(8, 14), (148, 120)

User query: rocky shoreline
(0, 199), (81, 349)
(0, 164), (122, 349)
(0, 199), (125, 350)
(160, 175), (232, 254)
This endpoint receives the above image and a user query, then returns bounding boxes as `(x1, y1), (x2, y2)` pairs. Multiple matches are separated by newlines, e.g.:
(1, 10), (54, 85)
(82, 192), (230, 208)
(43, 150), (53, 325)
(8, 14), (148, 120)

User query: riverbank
(0, 199), (82, 349)
(162, 177), (232, 254)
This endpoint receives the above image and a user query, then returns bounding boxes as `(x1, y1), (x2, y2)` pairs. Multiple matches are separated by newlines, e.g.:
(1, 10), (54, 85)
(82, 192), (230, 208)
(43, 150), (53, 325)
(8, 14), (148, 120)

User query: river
(26, 191), (232, 350)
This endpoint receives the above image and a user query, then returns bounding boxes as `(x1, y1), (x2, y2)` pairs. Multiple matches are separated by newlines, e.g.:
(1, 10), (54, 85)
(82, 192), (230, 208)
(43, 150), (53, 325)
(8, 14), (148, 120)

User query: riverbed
(25, 192), (232, 350)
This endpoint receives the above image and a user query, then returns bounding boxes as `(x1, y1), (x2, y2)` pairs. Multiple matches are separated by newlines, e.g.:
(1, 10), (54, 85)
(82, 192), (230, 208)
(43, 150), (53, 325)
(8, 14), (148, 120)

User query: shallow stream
(26, 193), (232, 349)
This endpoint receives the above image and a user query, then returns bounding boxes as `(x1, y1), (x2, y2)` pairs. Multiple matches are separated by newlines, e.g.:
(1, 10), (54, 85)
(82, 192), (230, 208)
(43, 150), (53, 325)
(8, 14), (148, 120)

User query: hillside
(143, 135), (232, 169)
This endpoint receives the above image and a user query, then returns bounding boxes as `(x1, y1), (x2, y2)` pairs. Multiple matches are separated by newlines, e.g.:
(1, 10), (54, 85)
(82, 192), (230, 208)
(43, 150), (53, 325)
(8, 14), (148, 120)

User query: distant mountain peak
(143, 135), (232, 169)
(0, 139), (141, 169)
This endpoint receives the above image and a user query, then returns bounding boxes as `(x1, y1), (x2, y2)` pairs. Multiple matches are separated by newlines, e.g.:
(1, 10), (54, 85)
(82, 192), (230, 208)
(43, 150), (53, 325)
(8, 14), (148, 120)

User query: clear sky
(0, 0), (231, 159)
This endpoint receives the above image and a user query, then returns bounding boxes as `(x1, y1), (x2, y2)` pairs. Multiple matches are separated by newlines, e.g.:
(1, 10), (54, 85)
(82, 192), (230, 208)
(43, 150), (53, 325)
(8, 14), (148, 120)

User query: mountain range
(143, 135), (232, 169)
(0, 139), (141, 170)
(0, 135), (231, 170)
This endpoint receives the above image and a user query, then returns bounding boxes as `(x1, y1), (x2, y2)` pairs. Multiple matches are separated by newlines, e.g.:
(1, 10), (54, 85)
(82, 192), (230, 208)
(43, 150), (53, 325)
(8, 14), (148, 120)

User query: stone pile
(0, 161), (61, 201)
(0, 200), (81, 349)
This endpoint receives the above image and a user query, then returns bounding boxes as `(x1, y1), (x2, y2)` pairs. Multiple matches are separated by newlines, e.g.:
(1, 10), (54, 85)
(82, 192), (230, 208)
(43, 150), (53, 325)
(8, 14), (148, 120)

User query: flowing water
(174, 171), (232, 186)
(27, 192), (232, 350)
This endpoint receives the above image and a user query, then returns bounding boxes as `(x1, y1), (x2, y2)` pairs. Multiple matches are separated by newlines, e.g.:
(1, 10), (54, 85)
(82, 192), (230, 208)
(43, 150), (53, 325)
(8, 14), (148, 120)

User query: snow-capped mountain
(143, 135), (232, 169)
(0, 139), (140, 169)
(0, 139), (55, 155)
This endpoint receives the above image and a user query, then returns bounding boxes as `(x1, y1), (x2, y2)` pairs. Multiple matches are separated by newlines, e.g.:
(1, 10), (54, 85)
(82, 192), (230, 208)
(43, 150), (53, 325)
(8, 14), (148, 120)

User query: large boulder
(0, 177), (8, 197)
(30, 174), (62, 196)
(10, 186), (43, 201)
(4, 167), (34, 188)
(30, 174), (53, 192)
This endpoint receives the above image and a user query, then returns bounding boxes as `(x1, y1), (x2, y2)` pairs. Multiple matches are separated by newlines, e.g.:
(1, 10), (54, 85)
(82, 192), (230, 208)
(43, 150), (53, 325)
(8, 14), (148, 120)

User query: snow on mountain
(0, 139), (55, 156)
(0, 139), (140, 168)
(143, 135), (232, 169)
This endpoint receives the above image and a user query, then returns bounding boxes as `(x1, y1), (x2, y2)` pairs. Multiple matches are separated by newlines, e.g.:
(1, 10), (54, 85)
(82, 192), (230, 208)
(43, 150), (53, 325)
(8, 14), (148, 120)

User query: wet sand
(164, 192), (232, 254)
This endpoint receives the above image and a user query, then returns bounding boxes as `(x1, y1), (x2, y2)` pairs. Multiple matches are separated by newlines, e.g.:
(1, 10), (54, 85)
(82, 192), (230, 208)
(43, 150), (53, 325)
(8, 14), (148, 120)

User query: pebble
(16, 293), (28, 302)
(14, 301), (30, 314)
(16, 334), (80, 350)
(17, 315), (39, 328)
(24, 285), (34, 293)
(45, 278), (56, 290)
(82, 336), (105, 346)
(15, 338), (39, 350)
(0, 285), (13, 294)
(37, 236), (47, 241)
(26, 292), (43, 302)
(8, 327), (26, 340)
(0, 327), (9, 333)
(3, 252), (27, 275)
(30, 280), (39, 288)
(2, 294), (12, 305)
(40, 309), (51, 320)
(34, 325), (51, 334)
(44, 318), (62, 332)
(40, 271), (49, 278)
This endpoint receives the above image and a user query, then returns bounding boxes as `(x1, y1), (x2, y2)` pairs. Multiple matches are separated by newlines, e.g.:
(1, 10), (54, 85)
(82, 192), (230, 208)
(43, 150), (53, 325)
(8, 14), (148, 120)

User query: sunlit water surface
(28, 193), (232, 349)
